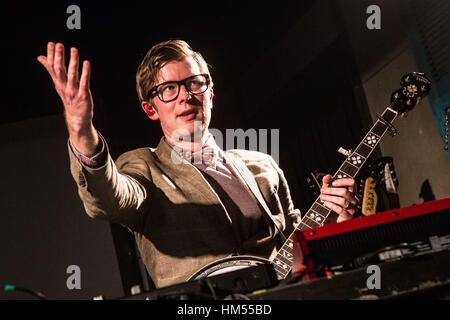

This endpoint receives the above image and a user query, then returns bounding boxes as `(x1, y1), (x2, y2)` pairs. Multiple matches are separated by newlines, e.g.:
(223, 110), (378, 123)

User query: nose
(178, 83), (191, 102)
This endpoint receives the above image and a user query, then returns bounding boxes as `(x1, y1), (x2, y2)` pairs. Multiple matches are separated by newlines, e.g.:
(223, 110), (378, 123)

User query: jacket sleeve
(67, 134), (151, 228)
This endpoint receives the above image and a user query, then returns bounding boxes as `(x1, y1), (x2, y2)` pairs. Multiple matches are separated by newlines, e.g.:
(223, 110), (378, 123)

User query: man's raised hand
(37, 42), (99, 156)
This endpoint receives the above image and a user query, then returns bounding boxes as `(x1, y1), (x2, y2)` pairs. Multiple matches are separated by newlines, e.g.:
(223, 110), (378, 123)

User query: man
(37, 40), (359, 288)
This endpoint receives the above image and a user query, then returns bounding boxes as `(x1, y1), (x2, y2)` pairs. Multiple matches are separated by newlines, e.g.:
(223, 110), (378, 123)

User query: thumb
(322, 174), (333, 188)
(37, 56), (47, 65)
(37, 56), (52, 75)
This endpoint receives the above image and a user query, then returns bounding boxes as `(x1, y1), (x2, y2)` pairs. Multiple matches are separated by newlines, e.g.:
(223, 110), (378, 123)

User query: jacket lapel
(153, 137), (233, 224)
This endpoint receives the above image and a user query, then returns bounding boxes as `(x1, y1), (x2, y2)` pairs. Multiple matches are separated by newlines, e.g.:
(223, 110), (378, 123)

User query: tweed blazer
(68, 136), (305, 288)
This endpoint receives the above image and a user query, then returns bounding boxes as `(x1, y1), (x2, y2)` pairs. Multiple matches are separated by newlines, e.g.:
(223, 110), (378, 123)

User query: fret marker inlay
(350, 155), (362, 165)
(309, 212), (322, 222)
(337, 172), (348, 179)
(365, 135), (379, 146)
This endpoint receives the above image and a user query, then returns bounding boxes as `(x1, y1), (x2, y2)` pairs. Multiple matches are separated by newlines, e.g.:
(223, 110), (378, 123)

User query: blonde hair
(136, 39), (213, 105)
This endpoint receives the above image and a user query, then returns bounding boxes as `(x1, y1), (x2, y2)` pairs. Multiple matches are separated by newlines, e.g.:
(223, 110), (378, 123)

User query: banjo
(189, 72), (432, 281)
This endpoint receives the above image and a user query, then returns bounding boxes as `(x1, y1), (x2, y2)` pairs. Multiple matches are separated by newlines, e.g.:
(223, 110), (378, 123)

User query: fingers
(330, 177), (356, 193)
(321, 175), (357, 198)
(37, 42), (64, 82)
(320, 174), (359, 222)
(79, 60), (91, 94)
(38, 42), (87, 94)
(67, 47), (80, 89)
(321, 174), (356, 189)
(321, 186), (358, 204)
(322, 200), (354, 221)
(47, 42), (55, 72)
(320, 194), (353, 208)
(54, 43), (67, 81)
(37, 43), (55, 77)
(37, 55), (48, 70)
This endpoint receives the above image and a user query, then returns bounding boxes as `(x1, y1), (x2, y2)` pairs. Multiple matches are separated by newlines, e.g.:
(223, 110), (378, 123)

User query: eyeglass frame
(147, 74), (211, 103)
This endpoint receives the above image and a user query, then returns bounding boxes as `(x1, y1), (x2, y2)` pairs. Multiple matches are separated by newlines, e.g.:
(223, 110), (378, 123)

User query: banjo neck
(271, 106), (399, 280)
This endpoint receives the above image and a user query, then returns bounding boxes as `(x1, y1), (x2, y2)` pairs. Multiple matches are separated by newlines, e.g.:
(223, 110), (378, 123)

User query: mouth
(178, 109), (198, 120)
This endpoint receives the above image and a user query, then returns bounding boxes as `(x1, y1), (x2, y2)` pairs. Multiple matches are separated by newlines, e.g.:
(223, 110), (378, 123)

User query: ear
(141, 101), (159, 120)
(209, 88), (214, 109)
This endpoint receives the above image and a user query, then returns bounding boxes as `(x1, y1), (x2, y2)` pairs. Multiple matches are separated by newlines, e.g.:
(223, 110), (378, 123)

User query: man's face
(142, 57), (212, 145)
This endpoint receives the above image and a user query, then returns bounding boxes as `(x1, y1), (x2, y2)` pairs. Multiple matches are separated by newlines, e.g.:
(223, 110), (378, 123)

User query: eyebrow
(154, 74), (198, 87)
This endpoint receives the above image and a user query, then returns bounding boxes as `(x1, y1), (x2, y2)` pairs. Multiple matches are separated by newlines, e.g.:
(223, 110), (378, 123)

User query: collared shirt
(170, 134), (264, 243)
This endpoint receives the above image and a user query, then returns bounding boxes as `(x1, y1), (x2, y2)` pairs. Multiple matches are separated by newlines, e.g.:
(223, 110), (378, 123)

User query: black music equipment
(116, 198), (450, 300)
(292, 197), (450, 277)
(116, 263), (278, 300)
(249, 248), (450, 300)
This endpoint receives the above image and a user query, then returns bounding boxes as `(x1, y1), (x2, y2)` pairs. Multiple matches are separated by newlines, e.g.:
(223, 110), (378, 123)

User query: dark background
(1, 0), (368, 207)
(2, 0), (444, 299)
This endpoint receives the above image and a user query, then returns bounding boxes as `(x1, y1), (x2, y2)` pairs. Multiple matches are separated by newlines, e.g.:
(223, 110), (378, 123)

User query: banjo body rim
(189, 255), (271, 281)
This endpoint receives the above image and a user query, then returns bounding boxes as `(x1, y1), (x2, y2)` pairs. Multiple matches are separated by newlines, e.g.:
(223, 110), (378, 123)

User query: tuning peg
(338, 147), (351, 157)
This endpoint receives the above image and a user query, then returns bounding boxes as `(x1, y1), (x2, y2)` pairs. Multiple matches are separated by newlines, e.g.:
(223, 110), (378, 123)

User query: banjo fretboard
(271, 107), (398, 280)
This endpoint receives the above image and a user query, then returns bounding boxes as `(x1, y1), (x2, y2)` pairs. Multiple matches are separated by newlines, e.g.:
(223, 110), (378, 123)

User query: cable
(224, 293), (251, 300)
(3, 284), (47, 300)
(350, 243), (419, 268)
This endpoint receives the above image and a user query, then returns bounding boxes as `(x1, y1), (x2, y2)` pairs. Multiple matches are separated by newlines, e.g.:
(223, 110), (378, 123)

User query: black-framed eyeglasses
(148, 74), (210, 103)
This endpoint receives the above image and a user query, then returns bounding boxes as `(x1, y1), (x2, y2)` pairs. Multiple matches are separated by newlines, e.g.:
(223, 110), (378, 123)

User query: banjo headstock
(390, 72), (432, 116)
